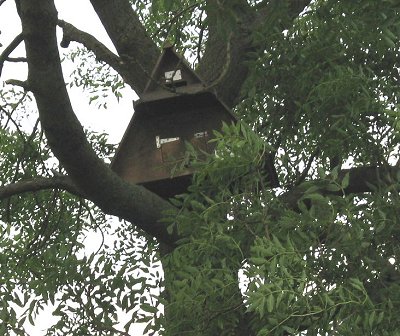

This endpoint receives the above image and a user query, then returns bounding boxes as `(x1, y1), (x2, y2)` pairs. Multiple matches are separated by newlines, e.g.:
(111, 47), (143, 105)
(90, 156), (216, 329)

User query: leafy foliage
(64, 48), (126, 109)
(240, 0), (400, 184)
(0, 85), (156, 335)
(129, 0), (208, 64)
(161, 121), (400, 335)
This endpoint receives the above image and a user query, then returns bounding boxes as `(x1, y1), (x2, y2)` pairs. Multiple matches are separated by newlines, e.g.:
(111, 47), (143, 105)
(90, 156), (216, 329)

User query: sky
(0, 1), (146, 334)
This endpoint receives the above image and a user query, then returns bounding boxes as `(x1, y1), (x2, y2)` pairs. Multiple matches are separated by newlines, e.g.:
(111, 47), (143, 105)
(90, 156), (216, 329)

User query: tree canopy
(1, 0), (400, 335)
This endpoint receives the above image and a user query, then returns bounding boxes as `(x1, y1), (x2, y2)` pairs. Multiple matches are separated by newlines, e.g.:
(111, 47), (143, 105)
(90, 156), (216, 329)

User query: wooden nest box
(111, 46), (278, 199)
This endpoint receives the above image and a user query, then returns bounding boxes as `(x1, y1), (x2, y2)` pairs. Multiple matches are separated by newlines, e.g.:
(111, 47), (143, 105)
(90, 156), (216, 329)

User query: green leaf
(349, 278), (365, 292)
(383, 34), (395, 48)
(341, 172), (350, 189)
(266, 294), (275, 313)
(141, 303), (157, 314)
(251, 257), (266, 266)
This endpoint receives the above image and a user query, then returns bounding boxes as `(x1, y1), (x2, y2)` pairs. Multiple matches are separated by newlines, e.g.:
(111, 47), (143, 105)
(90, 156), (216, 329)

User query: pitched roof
(143, 45), (204, 94)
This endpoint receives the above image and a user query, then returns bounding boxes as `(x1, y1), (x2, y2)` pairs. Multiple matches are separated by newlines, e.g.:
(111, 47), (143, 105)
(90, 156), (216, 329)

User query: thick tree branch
(89, 0), (159, 94)
(18, 0), (178, 245)
(197, 0), (311, 108)
(0, 175), (83, 200)
(282, 165), (400, 210)
(342, 165), (399, 194)
(4, 164), (395, 222)
(197, 0), (254, 108)
(0, 33), (23, 77)
(287, 0), (312, 16)
(57, 20), (134, 87)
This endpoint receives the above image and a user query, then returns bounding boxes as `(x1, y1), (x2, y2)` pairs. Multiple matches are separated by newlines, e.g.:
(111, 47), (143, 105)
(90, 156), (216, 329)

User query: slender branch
(0, 33), (23, 77)
(0, 175), (83, 200)
(294, 148), (320, 186)
(57, 20), (132, 86)
(5, 57), (27, 62)
(0, 101), (26, 139)
(196, 10), (206, 64)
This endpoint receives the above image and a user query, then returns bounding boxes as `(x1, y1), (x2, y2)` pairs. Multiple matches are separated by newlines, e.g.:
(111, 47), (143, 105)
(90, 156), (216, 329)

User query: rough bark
(89, 0), (160, 94)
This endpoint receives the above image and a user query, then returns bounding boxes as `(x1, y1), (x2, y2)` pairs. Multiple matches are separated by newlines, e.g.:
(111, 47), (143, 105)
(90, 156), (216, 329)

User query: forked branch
(0, 33), (23, 77)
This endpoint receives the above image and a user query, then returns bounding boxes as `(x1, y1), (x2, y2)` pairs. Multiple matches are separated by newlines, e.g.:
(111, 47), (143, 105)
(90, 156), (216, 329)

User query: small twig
(26, 189), (60, 254)
(256, 169), (272, 239)
(5, 79), (31, 91)
(1, 91), (27, 130)
(196, 10), (206, 64)
(0, 105), (26, 139)
(208, 301), (244, 322)
(294, 147), (320, 186)
(5, 57), (27, 63)
(79, 201), (106, 255)
(9, 118), (41, 189)
(69, 199), (84, 255)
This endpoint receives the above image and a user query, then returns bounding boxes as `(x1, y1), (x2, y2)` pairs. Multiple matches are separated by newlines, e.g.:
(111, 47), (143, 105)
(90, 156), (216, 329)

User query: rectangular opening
(157, 136), (185, 163)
